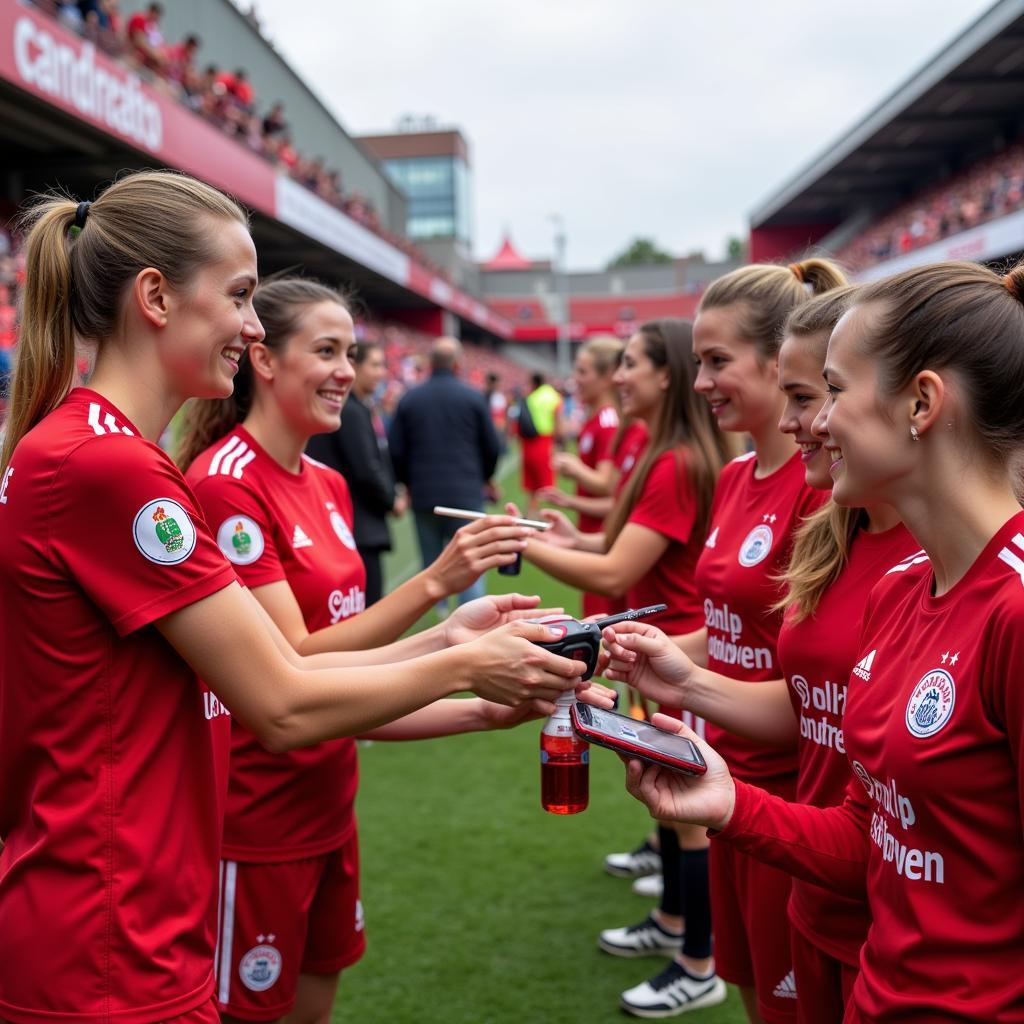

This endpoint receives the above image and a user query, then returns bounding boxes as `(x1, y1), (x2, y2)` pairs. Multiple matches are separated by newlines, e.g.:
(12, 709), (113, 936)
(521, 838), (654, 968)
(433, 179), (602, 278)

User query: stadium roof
(750, 0), (1024, 231)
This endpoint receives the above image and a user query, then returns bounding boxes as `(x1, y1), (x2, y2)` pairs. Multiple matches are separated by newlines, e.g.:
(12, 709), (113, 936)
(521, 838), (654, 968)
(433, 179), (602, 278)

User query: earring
(910, 426), (920, 442)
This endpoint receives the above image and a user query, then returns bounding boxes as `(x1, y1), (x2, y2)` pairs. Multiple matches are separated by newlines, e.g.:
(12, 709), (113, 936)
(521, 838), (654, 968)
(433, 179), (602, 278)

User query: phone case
(570, 704), (707, 776)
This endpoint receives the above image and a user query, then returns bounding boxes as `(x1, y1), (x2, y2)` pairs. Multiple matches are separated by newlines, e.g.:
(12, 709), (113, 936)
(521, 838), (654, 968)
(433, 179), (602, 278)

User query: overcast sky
(254, 0), (995, 270)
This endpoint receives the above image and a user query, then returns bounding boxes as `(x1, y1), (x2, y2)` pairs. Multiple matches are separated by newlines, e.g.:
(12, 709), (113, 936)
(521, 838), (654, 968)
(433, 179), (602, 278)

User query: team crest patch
(217, 515), (265, 565)
(133, 499), (196, 564)
(579, 433), (593, 455)
(905, 669), (956, 738)
(738, 524), (773, 567)
(239, 943), (282, 992)
(331, 510), (357, 550)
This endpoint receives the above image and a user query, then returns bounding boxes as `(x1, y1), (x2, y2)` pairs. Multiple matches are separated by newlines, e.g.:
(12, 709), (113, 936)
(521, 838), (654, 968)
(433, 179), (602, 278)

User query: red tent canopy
(483, 233), (532, 271)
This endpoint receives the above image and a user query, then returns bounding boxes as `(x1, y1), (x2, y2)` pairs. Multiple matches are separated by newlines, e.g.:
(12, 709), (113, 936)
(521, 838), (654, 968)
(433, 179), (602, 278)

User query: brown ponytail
(177, 276), (353, 470)
(698, 257), (848, 360)
(856, 259), (1024, 464)
(2, 170), (247, 473)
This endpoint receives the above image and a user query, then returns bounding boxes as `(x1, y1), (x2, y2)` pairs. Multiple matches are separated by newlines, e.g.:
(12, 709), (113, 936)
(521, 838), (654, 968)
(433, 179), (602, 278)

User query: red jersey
(625, 448), (706, 635)
(576, 405), (619, 533)
(0, 389), (235, 1024)
(695, 451), (824, 789)
(614, 419), (648, 478)
(722, 512), (1024, 1022)
(777, 521), (917, 967)
(187, 428), (366, 862)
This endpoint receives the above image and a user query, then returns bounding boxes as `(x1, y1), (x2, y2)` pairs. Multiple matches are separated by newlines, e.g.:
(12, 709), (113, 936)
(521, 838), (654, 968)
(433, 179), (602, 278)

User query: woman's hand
(601, 621), (697, 708)
(504, 501), (580, 549)
(463, 620), (585, 706)
(537, 486), (571, 509)
(426, 515), (529, 596)
(624, 714), (736, 831)
(478, 679), (617, 729)
(552, 451), (584, 480)
(444, 593), (563, 647)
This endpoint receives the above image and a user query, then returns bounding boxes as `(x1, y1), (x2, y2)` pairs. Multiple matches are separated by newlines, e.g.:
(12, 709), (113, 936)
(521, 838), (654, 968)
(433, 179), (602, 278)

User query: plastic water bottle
(540, 693), (589, 814)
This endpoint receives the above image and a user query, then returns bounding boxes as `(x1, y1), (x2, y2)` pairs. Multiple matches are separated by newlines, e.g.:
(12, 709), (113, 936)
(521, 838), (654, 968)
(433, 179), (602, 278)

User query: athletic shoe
(604, 838), (661, 878)
(632, 874), (664, 899)
(598, 914), (682, 958)
(620, 960), (727, 1018)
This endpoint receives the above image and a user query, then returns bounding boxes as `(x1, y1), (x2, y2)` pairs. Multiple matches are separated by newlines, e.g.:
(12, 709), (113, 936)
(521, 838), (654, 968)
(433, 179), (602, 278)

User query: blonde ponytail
(2, 169), (247, 473)
(1, 200), (79, 472)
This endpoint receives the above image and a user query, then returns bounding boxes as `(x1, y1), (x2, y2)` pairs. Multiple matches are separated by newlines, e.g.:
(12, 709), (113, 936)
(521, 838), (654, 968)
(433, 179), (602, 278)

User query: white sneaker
(598, 914), (682, 958)
(604, 838), (661, 878)
(632, 874), (664, 899)
(621, 961), (727, 1018)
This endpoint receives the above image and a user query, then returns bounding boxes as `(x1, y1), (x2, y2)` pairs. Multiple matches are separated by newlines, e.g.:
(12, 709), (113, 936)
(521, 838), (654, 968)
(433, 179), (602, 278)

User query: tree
(607, 237), (674, 268)
(726, 235), (748, 261)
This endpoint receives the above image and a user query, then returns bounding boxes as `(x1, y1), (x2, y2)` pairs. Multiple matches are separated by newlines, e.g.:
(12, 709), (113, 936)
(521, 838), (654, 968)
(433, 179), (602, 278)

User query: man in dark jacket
(306, 340), (398, 605)
(388, 336), (502, 609)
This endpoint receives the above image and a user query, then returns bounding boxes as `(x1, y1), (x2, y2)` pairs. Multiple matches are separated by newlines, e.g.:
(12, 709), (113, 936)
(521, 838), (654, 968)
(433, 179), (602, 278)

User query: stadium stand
(748, 0), (1024, 278)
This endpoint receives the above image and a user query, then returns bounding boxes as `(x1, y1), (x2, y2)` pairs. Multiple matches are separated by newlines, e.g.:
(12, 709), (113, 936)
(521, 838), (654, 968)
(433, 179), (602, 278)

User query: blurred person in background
(307, 338), (403, 606)
(388, 336), (502, 615)
(539, 335), (623, 615)
(126, 2), (165, 74)
(518, 371), (562, 518)
(484, 371), (508, 440)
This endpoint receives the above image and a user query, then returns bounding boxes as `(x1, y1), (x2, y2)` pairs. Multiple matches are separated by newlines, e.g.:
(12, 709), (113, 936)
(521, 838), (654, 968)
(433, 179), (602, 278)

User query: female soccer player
(610, 260), (1024, 1023)
(537, 335), (623, 616)
(607, 286), (916, 1022)
(0, 171), (597, 1024)
(180, 277), (598, 1023)
(514, 319), (731, 1017)
(682, 258), (845, 1024)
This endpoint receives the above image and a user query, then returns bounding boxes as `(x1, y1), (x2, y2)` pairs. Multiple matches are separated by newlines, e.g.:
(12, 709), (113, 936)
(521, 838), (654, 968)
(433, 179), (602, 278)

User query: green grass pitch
(339, 446), (748, 1022)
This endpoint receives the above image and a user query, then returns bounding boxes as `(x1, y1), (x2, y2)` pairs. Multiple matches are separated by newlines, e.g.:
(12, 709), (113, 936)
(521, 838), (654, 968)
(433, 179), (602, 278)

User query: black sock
(658, 826), (683, 919)
(680, 848), (712, 961)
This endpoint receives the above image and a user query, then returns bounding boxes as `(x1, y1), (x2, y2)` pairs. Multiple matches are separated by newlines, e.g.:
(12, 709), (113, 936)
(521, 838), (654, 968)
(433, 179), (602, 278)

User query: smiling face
(778, 332), (831, 489)
(164, 218), (263, 399)
(612, 332), (668, 421)
(817, 304), (912, 508)
(692, 305), (783, 435)
(255, 300), (357, 439)
(574, 349), (610, 407)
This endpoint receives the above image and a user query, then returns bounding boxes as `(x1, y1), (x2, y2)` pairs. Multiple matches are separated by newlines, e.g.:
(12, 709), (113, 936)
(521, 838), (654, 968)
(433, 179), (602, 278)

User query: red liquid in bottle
(540, 732), (589, 814)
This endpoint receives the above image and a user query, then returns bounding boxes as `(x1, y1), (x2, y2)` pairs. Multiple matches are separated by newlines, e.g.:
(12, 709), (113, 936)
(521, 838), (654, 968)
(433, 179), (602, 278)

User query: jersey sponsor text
(704, 599), (772, 670)
(328, 584), (366, 624)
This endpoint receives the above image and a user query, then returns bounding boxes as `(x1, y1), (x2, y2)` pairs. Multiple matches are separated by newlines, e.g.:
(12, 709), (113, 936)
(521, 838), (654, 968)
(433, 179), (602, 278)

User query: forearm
(361, 696), (487, 740)
(560, 493), (614, 520)
(246, 646), (474, 751)
(671, 628), (708, 668)
(524, 539), (630, 596)
(568, 462), (615, 495)
(297, 571), (444, 654)
(717, 779), (868, 897)
(299, 622), (447, 666)
(682, 668), (796, 744)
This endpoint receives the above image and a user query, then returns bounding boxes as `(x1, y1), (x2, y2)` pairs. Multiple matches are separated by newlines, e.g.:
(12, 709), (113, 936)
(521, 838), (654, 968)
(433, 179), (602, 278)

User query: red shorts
(710, 840), (797, 1024)
(790, 926), (858, 1024)
(521, 436), (555, 492)
(214, 836), (365, 1021)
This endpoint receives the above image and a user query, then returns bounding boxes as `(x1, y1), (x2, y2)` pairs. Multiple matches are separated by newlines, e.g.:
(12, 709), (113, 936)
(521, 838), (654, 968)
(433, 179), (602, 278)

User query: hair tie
(1004, 273), (1023, 302)
(788, 262), (805, 284)
(74, 201), (91, 230)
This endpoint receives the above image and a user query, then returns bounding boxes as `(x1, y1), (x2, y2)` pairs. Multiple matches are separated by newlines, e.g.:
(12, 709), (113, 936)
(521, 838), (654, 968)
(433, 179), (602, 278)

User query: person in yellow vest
(518, 372), (562, 518)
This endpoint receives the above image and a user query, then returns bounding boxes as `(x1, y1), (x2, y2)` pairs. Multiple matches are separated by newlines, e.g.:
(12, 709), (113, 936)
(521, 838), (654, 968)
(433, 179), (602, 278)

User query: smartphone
(570, 703), (707, 776)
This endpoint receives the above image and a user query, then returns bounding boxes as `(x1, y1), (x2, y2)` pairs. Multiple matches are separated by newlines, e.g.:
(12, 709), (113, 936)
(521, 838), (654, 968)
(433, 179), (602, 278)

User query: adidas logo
(852, 649), (876, 681)
(772, 970), (797, 1000)
(292, 524), (313, 549)
(705, 526), (719, 549)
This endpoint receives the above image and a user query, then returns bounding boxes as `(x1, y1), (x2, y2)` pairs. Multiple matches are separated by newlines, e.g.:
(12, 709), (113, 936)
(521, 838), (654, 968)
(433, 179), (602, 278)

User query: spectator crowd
(32, 1), (454, 281)
(838, 141), (1024, 271)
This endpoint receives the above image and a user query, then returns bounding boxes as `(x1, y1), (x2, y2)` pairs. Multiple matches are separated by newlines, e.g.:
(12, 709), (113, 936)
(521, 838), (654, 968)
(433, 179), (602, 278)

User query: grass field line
(386, 448), (521, 587)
